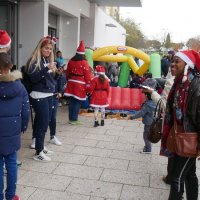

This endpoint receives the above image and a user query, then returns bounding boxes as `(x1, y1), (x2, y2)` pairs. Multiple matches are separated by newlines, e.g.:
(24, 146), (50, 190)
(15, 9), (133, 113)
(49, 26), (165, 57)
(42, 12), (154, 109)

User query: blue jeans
(0, 152), (17, 200)
(143, 125), (151, 151)
(31, 96), (53, 152)
(68, 97), (83, 121)
(49, 97), (58, 138)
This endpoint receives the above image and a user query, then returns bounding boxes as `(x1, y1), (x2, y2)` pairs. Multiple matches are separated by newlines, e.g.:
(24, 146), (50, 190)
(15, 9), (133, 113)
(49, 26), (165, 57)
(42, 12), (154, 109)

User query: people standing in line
(88, 65), (110, 127)
(64, 40), (92, 125)
(26, 36), (57, 162)
(0, 53), (30, 200)
(128, 78), (157, 153)
(143, 64), (175, 185)
(161, 50), (200, 200)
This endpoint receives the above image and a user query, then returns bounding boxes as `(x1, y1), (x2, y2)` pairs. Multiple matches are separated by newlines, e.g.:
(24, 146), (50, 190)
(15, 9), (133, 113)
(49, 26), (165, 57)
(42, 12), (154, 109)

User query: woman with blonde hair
(26, 36), (57, 162)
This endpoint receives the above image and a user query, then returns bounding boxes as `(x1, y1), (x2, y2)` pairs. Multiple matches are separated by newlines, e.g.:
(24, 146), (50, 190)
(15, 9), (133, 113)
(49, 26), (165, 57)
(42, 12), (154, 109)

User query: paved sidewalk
(16, 106), (200, 200)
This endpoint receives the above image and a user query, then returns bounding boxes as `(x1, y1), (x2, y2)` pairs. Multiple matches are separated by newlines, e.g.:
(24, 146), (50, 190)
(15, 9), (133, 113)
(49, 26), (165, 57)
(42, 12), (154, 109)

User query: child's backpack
(21, 66), (32, 94)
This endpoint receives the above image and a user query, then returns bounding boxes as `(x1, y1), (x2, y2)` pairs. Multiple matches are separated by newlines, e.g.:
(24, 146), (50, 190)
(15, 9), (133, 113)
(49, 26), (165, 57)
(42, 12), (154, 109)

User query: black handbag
(148, 99), (163, 143)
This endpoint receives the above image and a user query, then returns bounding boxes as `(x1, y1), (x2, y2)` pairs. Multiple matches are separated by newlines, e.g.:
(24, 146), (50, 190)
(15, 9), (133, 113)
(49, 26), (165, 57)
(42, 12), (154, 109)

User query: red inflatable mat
(107, 87), (145, 110)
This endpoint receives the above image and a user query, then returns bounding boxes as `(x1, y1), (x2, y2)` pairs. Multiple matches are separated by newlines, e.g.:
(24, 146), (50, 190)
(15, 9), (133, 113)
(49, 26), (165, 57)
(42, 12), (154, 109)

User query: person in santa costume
(64, 40), (92, 125)
(0, 30), (11, 53)
(160, 50), (200, 200)
(88, 65), (110, 127)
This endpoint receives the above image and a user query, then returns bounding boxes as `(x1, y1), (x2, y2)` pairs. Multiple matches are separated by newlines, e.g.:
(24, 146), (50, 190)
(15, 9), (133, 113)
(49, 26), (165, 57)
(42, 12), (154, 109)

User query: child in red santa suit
(89, 65), (110, 127)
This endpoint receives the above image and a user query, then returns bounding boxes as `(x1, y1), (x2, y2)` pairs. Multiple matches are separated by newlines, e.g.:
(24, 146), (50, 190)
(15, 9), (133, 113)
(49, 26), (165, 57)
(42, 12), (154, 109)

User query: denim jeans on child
(68, 97), (83, 121)
(49, 96), (58, 138)
(31, 96), (53, 152)
(143, 125), (151, 151)
(0, 152), (17, 200)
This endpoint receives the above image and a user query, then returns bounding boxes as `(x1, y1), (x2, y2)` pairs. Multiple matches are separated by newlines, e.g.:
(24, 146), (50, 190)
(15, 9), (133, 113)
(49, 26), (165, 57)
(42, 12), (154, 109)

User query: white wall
(80, 3), (126, 48)
(18, 1), (48, 67)
(46, 0), (90, 18)
(80, 3), (96, 48)
(94, 6), (126, 47)
(59, 16), (79, 60)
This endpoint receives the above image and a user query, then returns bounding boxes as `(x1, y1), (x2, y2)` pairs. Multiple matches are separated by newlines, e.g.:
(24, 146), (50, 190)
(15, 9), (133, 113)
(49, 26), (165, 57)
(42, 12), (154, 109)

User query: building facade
(0, 0), (142, 67)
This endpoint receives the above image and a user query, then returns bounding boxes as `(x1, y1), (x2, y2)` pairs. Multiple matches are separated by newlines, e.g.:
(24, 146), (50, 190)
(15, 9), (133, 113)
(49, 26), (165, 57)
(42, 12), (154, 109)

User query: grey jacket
(130, 100), (156, 125)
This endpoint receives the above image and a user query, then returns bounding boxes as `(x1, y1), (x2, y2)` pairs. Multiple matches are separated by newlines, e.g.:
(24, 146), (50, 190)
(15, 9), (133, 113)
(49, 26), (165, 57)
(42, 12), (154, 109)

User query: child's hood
(0, 70), (23, 99)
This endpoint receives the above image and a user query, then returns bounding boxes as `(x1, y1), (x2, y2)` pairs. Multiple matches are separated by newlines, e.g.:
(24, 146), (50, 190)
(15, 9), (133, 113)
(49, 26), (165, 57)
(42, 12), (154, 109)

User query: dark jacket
(27, 59), (56, 93)
(184, 75), (200, 148)
(0, 71), (30, 155)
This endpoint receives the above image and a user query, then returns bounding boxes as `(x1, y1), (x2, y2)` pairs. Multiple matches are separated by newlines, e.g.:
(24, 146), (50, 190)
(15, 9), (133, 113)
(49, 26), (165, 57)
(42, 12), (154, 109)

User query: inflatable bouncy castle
(85, 46), (161, 110)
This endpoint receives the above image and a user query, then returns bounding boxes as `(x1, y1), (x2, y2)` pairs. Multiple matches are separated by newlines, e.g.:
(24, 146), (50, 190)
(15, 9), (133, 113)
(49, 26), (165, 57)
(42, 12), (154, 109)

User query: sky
(120, 0), (200, 43)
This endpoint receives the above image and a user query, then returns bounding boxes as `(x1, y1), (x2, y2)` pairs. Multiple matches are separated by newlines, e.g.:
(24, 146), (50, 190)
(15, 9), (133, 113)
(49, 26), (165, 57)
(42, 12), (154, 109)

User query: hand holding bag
(148, 99), (163, 143)
(166, 121), (198, 157)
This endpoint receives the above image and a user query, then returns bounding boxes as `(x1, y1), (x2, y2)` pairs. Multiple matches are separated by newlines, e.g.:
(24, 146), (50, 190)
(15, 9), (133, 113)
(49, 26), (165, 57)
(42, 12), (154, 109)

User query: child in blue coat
(0, 53), (30, 200)
(128, 78), (157, 153)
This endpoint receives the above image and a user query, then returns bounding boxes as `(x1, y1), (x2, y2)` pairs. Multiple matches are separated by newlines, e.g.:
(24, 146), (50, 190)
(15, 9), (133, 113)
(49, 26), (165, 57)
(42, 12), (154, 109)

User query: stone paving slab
(18, 171), (72, 191)
(72, 146), (112, 157)
(53, 163), (103, 180)
(120, 185), (169, 200)
(96, 141), (134, 151)
(28, 189), (91, 200)
(100, 169), (150, 187)
(66, 178), (122, 199)
(49, 152), (88, 164)
(84, 156), (129, 170)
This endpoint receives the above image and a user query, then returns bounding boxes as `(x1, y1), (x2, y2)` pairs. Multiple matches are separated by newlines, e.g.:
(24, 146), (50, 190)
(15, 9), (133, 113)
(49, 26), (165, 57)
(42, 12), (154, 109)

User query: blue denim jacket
(130, 100), (156, 125)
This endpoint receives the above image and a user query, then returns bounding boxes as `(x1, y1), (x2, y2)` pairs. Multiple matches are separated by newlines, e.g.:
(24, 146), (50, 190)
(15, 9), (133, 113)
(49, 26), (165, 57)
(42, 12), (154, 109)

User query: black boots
(94, 120), (104, 127)
(94, 121), (99, 127)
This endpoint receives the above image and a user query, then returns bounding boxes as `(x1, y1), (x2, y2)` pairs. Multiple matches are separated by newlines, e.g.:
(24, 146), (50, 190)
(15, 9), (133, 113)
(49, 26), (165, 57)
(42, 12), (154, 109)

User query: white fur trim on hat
(77, 51), (85, 54)
(175, 52), (194, 68)
(0, 39), (11, 49)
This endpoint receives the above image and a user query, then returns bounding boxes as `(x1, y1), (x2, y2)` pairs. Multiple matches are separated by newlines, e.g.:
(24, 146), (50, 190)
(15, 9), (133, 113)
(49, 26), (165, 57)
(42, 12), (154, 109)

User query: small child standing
(128, 78), (157, 154)
(89, 65), (110, 127)
(0, 53), (30, 200)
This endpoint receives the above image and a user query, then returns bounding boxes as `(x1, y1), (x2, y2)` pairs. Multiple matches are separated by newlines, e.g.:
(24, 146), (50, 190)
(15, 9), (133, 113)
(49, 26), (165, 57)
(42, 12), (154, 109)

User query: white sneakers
(50, 136), (62, 146)
(31, 136), (62, 162)
(30, 136), (62, 149)
(33, 147), (53, 162)
(33, 151), (51, 162)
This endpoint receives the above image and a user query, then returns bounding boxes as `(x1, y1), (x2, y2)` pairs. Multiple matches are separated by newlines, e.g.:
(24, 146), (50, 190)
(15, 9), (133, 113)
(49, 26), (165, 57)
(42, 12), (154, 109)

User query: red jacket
(64, 59), (91, 100)
(89, 75), (110, 107)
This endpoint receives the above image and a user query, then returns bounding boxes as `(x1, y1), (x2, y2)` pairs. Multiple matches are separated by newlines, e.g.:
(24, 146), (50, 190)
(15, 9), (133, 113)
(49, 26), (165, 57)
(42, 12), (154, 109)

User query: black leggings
(168, 155), (198, 200)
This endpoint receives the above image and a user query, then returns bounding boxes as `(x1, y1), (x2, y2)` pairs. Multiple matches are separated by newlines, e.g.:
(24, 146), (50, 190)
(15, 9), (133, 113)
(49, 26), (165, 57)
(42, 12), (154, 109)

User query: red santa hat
(0, 30), (11, 49)
(95, 65), (106, 75)
(175, 50), (200, 82)
(77, 40), (85, 54)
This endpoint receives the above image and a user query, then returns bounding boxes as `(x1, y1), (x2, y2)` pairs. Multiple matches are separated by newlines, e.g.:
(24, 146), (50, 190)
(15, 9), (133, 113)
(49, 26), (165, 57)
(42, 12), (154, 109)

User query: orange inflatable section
(107, 87), (145, 110)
